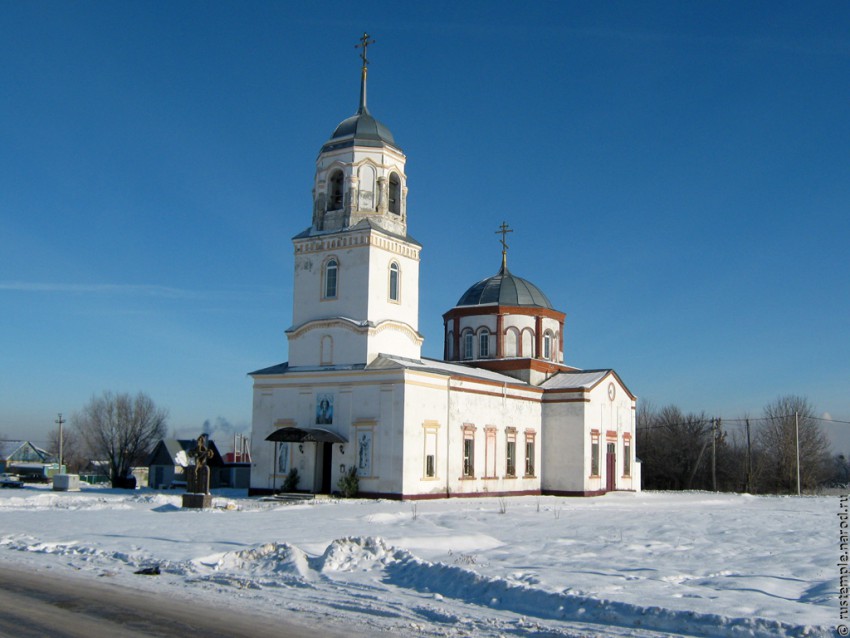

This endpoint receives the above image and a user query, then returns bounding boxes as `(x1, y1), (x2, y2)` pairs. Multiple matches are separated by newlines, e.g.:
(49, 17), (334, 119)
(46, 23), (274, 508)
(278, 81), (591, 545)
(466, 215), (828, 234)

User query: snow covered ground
(0, 487), (839, 637)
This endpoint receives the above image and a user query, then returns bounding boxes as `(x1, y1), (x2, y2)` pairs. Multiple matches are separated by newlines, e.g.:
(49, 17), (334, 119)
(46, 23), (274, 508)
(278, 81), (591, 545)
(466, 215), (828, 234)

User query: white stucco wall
(289, 227), (421, 367)
(399, 372), (542, 497)
(540, 373), (639, 494)
(251, 367), (547, 499)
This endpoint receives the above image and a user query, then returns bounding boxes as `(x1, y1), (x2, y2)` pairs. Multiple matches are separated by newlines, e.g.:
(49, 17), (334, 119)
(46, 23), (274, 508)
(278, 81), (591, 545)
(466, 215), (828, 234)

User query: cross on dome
(355, 32), (375, 68)
(496, 221), (513, 271)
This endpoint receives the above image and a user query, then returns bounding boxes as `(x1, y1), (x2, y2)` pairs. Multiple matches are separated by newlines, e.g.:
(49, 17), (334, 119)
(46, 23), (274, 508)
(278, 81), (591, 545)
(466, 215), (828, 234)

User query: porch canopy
(265, 427), (347, 444)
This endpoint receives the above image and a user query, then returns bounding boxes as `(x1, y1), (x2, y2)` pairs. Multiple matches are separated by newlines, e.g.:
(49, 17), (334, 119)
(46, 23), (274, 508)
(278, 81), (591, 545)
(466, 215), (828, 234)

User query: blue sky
(2, 1), (848, 449)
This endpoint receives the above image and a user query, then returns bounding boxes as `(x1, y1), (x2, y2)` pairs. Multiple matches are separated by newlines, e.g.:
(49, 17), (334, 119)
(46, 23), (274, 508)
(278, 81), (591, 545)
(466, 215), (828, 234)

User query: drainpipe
(446, 377), (451, 498)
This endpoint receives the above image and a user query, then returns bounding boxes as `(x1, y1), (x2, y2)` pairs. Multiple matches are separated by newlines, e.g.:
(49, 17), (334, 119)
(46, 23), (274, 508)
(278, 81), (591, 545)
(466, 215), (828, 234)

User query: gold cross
(496, 221), (513, 253)
(496, 221), (513, 270)
(355, 33), (376, 69)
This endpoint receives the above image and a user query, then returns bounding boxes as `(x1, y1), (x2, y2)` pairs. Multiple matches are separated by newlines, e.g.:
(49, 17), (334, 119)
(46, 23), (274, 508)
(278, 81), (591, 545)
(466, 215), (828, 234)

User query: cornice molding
(286, 317), (423, 345)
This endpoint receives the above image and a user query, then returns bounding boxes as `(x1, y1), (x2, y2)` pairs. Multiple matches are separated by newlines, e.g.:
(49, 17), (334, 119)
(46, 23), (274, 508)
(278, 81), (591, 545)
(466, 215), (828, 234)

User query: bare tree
(637, 404), (717, 490)
(72, 391), (167, 487)
(754, 395), (830, 493)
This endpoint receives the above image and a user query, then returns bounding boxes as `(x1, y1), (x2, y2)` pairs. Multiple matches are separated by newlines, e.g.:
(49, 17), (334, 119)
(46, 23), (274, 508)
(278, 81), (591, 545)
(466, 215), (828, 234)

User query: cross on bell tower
(355, 33), (375, 113)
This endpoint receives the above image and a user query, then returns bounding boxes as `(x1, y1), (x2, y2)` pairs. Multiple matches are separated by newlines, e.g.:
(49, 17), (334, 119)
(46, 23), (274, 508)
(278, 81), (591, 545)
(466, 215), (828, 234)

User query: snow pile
(319, 536), (409, 573)
(196, 542), (312, 581)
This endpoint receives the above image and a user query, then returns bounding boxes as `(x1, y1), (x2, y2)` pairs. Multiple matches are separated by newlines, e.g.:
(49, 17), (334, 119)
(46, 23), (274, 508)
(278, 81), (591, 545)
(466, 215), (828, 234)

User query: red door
(606, 443), (616, 492)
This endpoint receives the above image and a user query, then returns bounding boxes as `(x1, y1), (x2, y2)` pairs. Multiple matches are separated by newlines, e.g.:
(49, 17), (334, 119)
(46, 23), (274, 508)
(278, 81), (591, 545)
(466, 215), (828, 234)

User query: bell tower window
(328, 170), (344, 210)
(388, 172), (400, 214)
(323, 258), (338, 299)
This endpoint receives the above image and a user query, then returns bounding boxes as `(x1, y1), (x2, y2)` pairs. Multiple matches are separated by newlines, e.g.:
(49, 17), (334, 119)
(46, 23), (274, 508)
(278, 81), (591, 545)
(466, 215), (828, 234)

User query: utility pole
(55, 413), (65, 471)
(745, 418), (752, 494)
(712, 418), (717, 492)
(795, 411), (801, 496)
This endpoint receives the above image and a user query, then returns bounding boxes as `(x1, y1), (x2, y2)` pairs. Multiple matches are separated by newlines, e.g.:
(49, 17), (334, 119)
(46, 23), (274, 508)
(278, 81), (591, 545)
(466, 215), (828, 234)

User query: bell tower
(287, 34), (423, 368)
(311, 33), (409, 237)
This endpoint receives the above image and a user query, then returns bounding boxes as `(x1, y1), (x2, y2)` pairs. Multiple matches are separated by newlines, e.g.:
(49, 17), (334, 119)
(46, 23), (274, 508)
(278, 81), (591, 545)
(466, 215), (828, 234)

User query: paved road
(0, 564), (348, 638)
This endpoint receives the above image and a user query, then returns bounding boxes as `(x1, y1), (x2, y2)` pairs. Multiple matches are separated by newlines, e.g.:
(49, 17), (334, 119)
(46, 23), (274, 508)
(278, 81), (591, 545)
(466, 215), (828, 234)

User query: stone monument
(182, 434), (214, 509)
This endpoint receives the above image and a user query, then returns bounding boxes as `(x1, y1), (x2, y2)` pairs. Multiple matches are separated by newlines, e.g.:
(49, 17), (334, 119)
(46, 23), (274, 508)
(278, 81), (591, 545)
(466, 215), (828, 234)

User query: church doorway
(264, 426), (347, 494)
(606, 443), (616, 492)
(318, 443), (333, 494)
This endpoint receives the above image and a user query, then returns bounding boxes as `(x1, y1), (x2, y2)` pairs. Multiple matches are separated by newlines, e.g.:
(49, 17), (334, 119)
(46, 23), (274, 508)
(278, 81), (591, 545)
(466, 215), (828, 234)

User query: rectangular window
(505, 427), (517, 477)
(479, 332), (489, 358)
(591, 433), (600, 476)
(423, 422), (438, 479)
(525, 440), (535, 477)
(623, 439), (631, 477)
(463, 438), (474, 477)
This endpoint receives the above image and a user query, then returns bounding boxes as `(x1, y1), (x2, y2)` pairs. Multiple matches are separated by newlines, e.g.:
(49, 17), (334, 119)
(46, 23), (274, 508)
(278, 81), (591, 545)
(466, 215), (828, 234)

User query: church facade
(249, 40), (640, 499)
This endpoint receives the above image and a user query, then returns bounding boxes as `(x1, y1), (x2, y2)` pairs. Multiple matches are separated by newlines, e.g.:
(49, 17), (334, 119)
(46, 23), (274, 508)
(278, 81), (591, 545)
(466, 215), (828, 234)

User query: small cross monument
(182, 434), (214, 509)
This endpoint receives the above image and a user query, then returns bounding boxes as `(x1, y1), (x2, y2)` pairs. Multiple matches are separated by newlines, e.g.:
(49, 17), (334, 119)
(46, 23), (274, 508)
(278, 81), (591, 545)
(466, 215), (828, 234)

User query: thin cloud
(0, 282), (207, 299)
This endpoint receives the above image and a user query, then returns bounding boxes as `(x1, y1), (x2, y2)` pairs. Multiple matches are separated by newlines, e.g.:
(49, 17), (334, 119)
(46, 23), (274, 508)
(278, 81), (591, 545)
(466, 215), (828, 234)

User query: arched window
(388, 172), (400, 214)
(328, 170), (344, 210)
(463, 331), (474, 360)
(389, 262), (400, 302)
(478, 329), (490, 358)
(543, 332), (552, 360)
(323, 258), (338, 299)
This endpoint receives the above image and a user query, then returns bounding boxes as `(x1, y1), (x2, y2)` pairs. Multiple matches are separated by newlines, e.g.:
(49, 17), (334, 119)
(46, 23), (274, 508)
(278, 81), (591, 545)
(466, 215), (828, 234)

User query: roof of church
(321, 107), (398, 153)
(250, 356), (529, 386)
(540, 370), (611, 390)
(370, 354), (535, 385)
(456, 263), (553, 309)
(292, 218), (420, 245)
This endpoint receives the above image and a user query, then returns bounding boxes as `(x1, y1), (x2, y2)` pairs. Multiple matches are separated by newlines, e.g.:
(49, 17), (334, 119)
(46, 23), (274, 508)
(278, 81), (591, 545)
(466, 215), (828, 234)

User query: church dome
(322, 107), (397, 152)
(456, 264), (553, 309)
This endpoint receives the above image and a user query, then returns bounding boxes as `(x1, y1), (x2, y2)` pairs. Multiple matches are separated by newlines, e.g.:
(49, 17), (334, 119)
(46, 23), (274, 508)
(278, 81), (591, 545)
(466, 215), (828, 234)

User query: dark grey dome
(456, 265), (553, 309)
(322, 107), (398, 153)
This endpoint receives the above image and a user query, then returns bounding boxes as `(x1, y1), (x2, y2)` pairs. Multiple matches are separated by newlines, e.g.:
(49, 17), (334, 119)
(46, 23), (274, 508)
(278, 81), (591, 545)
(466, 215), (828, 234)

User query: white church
(249, 37), (640, 499)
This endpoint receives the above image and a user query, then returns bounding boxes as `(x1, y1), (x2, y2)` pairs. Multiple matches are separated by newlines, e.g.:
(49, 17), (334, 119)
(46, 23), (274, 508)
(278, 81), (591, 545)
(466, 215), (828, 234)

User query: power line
(637, 413), (850, 431)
